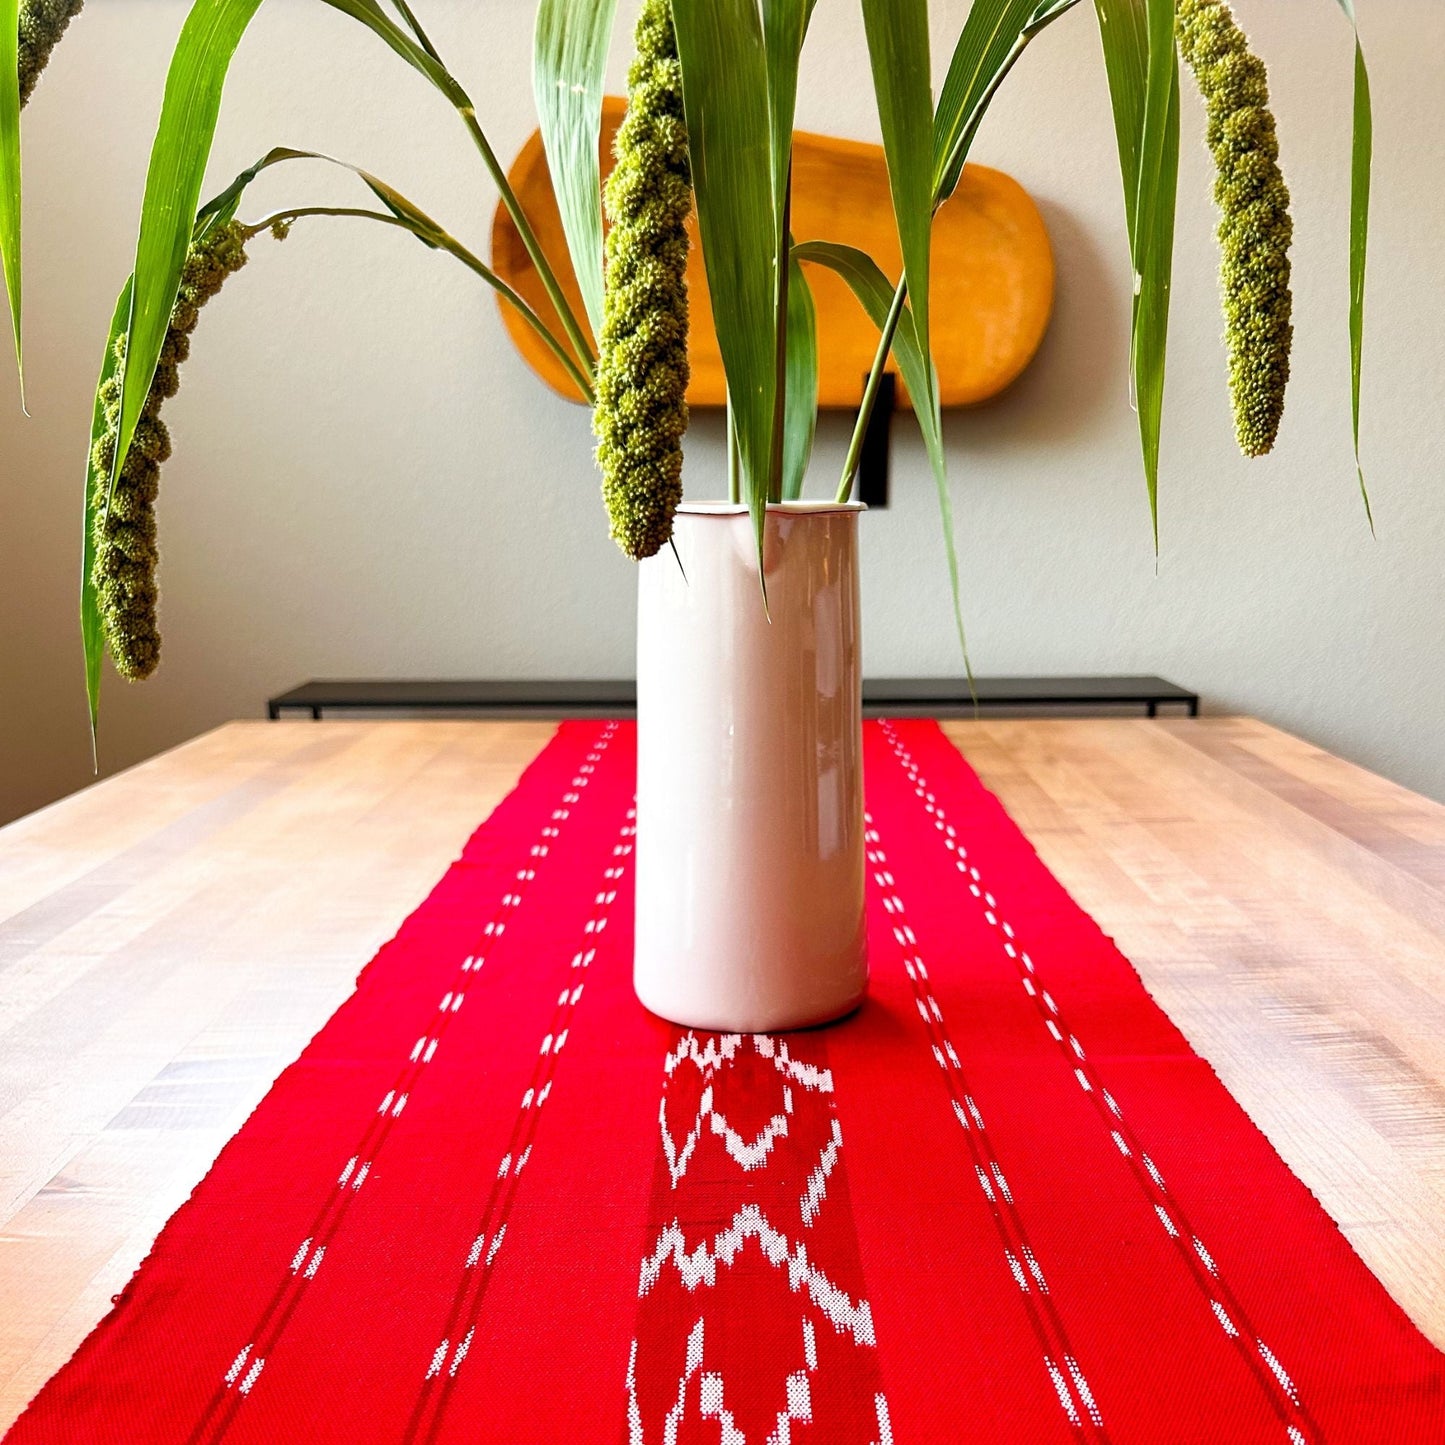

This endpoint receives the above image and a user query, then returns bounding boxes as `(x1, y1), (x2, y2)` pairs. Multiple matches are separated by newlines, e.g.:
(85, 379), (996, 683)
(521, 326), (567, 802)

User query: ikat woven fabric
(8, 721), (1444, 1444)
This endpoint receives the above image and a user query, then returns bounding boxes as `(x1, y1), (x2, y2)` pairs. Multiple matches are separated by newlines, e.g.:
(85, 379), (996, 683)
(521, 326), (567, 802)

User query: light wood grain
(944, 716), (1445, 1351)
(2, 716), (1443, 1431)
(0, 721), (553, 1427)
(491, 97), (1055, 409)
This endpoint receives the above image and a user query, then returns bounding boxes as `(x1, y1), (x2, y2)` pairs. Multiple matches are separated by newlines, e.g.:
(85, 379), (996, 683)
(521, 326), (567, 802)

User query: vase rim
(676, 500), (867, 516)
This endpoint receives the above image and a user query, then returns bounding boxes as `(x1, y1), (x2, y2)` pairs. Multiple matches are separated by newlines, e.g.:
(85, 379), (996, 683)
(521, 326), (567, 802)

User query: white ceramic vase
(634, 501), (868, 1032)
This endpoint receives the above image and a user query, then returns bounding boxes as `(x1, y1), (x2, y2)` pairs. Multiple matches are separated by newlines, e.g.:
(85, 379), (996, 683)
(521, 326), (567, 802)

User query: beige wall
(2, 0), (1442, 824)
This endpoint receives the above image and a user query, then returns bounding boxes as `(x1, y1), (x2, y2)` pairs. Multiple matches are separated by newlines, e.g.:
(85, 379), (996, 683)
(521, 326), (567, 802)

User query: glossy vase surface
(634, 501), (867, 1031)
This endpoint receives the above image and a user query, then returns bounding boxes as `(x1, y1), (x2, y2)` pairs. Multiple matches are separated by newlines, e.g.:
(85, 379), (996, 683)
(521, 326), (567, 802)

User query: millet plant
(0, 0), (1377, 749)
(1177, 0), (1293, 458)
(593, 0), (692, 562)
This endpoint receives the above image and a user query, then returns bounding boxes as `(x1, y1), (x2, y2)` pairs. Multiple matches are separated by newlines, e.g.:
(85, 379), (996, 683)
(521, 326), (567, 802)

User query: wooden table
(1, 718), (1442, 1429)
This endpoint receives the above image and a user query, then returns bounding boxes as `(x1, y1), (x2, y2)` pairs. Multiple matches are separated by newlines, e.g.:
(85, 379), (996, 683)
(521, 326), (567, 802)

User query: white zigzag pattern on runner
(878, 721), (1318, 1445)
(638, 1203), (876, 1347)
(631, 1030), (889, 1444)
(626, 1319), (895, 1445)
(661, 1035), (834, 1197)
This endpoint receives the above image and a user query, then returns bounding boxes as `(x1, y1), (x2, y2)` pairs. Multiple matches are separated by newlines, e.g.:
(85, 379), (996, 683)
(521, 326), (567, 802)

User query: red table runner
(8, 720), (1443, 1444)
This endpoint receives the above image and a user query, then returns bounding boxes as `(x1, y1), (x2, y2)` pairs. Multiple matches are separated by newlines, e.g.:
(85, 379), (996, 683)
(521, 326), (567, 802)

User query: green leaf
(781, 251), (816, 500)
(197, 142), (441, 247)
(671, 0), (777, 553)
(726, 393), (741, 504)
(863, 0), (943, 602)
(932, 0), (1082, 205)
(387, 0), (442, 61)
(109, 0), (266, 499)
(1093, 0), (1146, 236)
(766, 176), (794, 504)
(192, 144), (321, 227)
(1348, 39), (1372, 527)
(933, 0), (1032, 205)
(1133, 0), (1177, 545)
(108, 0), (494, 494)
(1, 0), (22, 400)
(794, 240), (970, 670)
(86, 148), (531, 748)
(1093, 0), (1179, 546)
(1333, 0), (1373, 528)
(533, 0), (617, 341)
(205, 145), (594, 398)
(321, 0), (597, 377)
(762, 0), (813, 223)
(762, 0), (814, 507)
(81, 276), (135, 760)
(1026, 0), (1085, 25)
(357, 173), (440, 247)
(317, 0), (464, 102)
(202, 144), (443, 248)
(862, 0), (933, 372)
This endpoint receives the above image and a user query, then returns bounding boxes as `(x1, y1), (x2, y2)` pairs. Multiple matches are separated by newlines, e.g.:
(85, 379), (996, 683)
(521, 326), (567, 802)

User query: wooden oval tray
(491, 96), (1054, 410)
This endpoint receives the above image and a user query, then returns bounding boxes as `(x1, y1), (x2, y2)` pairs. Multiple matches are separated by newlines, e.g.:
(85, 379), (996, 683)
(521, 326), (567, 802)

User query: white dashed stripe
(879, 720), (1320, 1445)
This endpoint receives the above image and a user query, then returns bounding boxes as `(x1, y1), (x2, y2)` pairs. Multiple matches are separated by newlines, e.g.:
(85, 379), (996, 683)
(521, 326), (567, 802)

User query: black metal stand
(267, 676), (1200, 721)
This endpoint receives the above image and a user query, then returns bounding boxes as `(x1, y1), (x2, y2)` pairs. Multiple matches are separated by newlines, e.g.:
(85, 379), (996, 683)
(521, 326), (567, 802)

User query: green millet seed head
(90, 431), (114, 479)
(1177, 0), (1293, 458)
(18, 0), (84, 109)
(89, 221), (249, 682)
(130, 415), (172, 464)
(168, 299), (202, 337)
(159, 331), (191, 367)
(593, 0), (692, 562)
(149, 361), (181, 402)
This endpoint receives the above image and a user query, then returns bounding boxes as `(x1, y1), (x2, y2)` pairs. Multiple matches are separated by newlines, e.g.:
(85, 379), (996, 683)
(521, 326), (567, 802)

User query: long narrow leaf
(781, 251), (817, 500)
(321, 0), (597, 374)
(196, 144), (434, 249)
(862, 0), (933, 369)
(933, 0), (1033, 204)
(203, 145), (589, 392)
(109, 0), (265, 496)
(1093, 0), (1178, 545)
(85, 140), (591, 747)
(533, 0), (617, 341)
(1132, 0), (1177, 544)
(762, 0), (813, 219)
(671, 0), (777, 555)
(1, 0), (22, 397)
(862, 0), (942, 599)
(318, 0), (465, 104)
(1333, 0), (1372, 527)
(933, 0), (1082, 205)
(794, 240), (969, 667)
(762, 0), (814, 506)
(1093, 0), (1146, 235)
(109, 0), (496, 494)
(81, 277), (134, 756)
(388, 0), (441, 61)
(766, 175), (793, 502)
(1026, 0), (1085, 26)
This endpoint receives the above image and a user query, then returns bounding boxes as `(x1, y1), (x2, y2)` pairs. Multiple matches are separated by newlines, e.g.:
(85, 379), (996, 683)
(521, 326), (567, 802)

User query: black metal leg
(267, 702), (279, 720)
(1147, 701), (1158, 718)
(312, 707), (322, 721)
